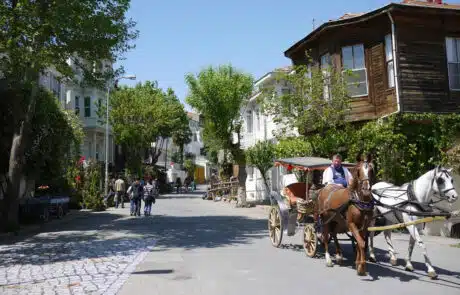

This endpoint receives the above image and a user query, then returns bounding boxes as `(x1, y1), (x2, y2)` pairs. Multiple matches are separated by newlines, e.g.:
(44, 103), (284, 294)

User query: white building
(238, 66), (298, 202)
(39, 59), (115, 167)
(157, 111), (210, 184)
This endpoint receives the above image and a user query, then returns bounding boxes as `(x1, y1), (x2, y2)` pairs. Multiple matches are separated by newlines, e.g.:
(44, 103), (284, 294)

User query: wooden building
(284, 0), (460, 122)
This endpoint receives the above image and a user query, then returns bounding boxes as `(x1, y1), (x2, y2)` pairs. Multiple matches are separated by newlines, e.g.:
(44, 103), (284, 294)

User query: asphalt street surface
(1, 187), (459, 295)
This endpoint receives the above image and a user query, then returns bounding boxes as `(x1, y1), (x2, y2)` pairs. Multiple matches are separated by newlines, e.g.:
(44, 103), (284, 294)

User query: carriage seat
(283, 182), (311, 207)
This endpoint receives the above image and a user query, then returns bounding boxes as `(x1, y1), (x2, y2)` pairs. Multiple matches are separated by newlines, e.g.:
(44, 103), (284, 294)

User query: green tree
(172, 122), (192, 164)
(107, 81), (189, 174)
(184, 159), (196, 178)
(81, 160), (105, 211)
(185, 65), (254, 206)
(0, 85), (83, 229)
(259, 58), (352, 150)
(246, 141), (275, 199)
(0, 0), (137, 230)
(274, 137), (313, 159)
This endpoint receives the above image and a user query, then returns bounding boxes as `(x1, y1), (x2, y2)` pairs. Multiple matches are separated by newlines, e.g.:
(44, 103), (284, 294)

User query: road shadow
(278, 239), (460, 288)
(0, 210), (267, 267)
(336, 244), (460, 288)
(132, 269), (174, 275)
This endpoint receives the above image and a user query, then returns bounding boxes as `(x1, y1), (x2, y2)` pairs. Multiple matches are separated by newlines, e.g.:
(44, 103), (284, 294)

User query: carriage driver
(322, 154), (353, 188)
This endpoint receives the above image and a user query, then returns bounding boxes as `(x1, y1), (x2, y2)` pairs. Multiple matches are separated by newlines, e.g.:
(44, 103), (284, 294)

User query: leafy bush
(81, 160), (105, 211)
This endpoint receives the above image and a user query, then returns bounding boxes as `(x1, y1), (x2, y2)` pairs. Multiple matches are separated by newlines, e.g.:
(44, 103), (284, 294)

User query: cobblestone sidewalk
(0, 210), (157, 295)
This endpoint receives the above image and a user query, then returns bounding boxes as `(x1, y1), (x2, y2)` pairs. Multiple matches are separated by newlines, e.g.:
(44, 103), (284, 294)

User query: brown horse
(316, 154), (375, 276)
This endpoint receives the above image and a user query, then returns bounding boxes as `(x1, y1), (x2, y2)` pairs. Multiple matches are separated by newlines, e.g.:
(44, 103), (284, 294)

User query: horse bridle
(431, 168), (456, 200)
(357, 161), (373, 188)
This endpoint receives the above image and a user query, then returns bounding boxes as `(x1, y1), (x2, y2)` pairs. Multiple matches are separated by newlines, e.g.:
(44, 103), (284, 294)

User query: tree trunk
(2, 84), (38, 232)
(236, 163), (249, 207)
(261, 173), (271, 202)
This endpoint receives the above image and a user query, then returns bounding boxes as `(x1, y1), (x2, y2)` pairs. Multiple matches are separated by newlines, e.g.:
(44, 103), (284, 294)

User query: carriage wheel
(42, 207), (49, 222)
(303, 224), (318, 257)
(268, 206), (283, 247)
(57, 205), (64, 219)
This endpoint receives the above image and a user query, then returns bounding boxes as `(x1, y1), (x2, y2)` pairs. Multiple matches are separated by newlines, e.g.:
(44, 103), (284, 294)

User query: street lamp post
(105, 74), (136, 196)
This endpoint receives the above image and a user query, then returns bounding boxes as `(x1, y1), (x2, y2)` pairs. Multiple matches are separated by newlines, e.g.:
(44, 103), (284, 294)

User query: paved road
(1, 188), (460, 295)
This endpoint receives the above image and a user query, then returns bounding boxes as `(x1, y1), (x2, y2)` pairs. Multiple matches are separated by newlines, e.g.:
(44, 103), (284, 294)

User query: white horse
(368, 166), (458, 279)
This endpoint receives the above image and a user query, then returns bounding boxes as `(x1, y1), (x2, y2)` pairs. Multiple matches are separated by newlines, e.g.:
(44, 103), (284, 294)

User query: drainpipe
(380, 11), (401, 120)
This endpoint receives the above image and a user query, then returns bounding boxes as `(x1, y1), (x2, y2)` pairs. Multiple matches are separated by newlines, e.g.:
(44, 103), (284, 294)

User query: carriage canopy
(274, 157), (356, 172)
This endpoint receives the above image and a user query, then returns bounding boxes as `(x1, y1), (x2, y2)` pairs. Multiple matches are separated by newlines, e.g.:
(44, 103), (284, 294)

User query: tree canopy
(185, 64), (254, 205)
(185, 65), (254, 156)
(108, 81), (189, 173)
(259, 63), (351, 137)
(246, 140), (275, 197)
(0, 0), (137, 231)
(0, 0), (137, 84)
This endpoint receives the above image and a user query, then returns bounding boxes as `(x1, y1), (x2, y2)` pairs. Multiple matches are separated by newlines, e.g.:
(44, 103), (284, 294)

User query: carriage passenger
(322, 154), (353, 188)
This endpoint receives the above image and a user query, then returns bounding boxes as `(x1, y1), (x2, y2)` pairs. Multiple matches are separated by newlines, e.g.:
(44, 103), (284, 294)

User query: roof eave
(284, 3), (395, 58)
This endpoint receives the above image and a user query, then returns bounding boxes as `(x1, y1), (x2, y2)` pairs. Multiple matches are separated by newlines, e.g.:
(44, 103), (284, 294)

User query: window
(193, 133), (197, 142)
(342, 44), (368, 97)
(75, 96), (80, 115)
(385, 34), (395, 88)
(246, 110), (253, 133)
(95, 143), (100, 161)
(49, 74), (61, 99)
(321, 53), (332, 100)
(84, 96), (91, 117)
(256, 111), (260, 131)
(446, 37), (460, 90)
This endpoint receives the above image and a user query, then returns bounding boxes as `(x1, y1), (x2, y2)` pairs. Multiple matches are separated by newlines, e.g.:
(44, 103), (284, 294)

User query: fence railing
(206, 180), (239, 200)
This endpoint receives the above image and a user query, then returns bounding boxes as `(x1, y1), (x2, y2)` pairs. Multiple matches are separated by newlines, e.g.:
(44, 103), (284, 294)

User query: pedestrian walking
(142, 179), (156, 216)
(114, 175), (126, 208)
(127, 178), (143, 216)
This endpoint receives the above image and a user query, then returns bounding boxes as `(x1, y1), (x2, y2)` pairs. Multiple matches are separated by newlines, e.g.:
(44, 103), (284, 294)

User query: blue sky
(116, 0), (457, 109)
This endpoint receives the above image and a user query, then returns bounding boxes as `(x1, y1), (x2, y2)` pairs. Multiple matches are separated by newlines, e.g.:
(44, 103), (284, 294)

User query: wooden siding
(289, 14), (397, 122)
(394, 10), (460, 113)
(288, 6), (460, 118)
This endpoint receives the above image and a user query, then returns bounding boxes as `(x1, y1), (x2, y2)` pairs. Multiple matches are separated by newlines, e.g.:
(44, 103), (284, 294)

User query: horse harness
(320, 186), (375, 226)
(371, 171), (454, 221)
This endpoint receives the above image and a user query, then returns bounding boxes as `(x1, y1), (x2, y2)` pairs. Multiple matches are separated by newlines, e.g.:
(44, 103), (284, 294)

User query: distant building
(236, 66), (298, 202)
(39, 59), (116, 170)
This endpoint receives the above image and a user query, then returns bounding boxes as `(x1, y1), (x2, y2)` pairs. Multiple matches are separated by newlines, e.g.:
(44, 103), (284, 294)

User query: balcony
(82, 117), (111, 131)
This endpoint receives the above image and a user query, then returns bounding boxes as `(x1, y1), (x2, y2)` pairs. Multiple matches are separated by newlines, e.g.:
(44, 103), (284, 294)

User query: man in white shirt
(322, 154), (353, 188)
(114, 176), (126, 208)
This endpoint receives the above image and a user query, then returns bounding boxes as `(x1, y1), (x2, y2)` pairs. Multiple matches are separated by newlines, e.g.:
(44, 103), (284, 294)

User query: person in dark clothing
(143, 179), (156, 216)
(127, 178), (143, 216)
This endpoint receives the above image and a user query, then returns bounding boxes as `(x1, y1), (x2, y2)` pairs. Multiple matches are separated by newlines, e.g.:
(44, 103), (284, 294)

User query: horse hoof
(369, 256), (376, 263)
(357, 270), (367, 276)
(428, 271), (438, 280)
(336, 259), (343, 266)
(405, 265), (414, 272)
(326, 261), (333, 268)
(390, 258), (397, 266)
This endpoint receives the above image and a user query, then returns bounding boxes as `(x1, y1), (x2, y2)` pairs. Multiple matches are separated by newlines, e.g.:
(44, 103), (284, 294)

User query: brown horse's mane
(348, 163), (360, 192)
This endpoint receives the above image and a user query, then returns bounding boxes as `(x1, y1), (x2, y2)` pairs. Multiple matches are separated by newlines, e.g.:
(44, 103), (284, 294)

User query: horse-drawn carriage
(268, 156), (460, 277)
(268, 157), (357, 256)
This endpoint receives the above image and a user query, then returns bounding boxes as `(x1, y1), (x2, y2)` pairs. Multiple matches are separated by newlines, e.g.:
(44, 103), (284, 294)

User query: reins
(371, 170), (455, 219)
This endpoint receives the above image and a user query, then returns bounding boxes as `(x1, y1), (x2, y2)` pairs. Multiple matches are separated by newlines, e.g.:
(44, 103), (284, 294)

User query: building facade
(39, 59), (116, 168)
(283, 0), (460, 237)
(238, 67), (298, 202)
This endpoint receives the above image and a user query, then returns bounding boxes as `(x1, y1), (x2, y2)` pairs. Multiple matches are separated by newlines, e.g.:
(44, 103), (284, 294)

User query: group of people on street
(108, 175), (159, 216)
